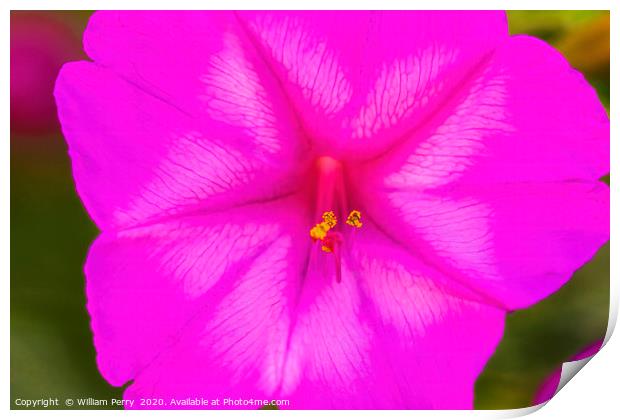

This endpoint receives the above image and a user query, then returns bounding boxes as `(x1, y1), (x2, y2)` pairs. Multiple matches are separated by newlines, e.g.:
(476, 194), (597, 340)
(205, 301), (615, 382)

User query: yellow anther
(310, 221), (331, 241)
(346, 210), (363, 228)
(322, 211), (337, 228)
(310, 210), (337, 241)
(321, 244), (333, 253)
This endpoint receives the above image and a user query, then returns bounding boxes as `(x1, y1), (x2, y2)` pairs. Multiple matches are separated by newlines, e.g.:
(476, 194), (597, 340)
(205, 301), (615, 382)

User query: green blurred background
(10, 10), (610, 410)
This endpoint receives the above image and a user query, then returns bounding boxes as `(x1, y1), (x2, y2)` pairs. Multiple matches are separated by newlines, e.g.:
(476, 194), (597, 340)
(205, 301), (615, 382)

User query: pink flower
(533, 340), (604, 405)
(11, 12), (81, 135)
(54, 11), (609, 409)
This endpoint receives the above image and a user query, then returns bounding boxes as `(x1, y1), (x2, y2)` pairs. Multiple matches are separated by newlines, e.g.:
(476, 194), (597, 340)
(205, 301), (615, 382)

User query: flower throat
(309, 156), (362, 282)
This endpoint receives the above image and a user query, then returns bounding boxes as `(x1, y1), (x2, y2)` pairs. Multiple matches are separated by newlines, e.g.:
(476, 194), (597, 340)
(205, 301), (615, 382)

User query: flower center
(308, 156), (362, 282)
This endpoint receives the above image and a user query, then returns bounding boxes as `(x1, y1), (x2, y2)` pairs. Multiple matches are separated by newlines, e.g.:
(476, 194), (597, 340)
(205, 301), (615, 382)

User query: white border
(4, 1), (617, 419)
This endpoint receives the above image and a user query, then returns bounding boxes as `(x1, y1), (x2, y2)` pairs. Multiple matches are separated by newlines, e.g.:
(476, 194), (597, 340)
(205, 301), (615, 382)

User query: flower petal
(121, 222), (503, 409)
(277, 223), (504, 408)
(85, 195), (308, 388)
(55, 11), (307, 230)
(359, 36), (610, 309)
(237, 10), (508, 158)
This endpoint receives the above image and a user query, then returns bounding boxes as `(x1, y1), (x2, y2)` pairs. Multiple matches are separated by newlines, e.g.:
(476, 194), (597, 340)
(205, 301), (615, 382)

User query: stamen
(322, 211), (337, 228)
(346, 210), (363, 228)
(309, 209), (362, 255)
(310, 221), (331, 241)
(310, 210), (338, 242)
